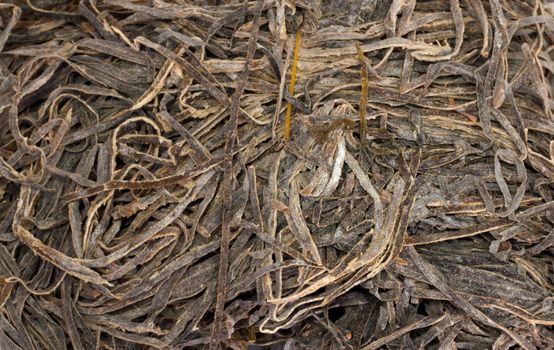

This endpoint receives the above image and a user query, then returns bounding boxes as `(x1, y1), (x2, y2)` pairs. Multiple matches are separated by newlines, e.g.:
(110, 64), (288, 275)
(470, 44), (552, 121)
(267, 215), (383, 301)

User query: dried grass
(0, 0), (553, 349)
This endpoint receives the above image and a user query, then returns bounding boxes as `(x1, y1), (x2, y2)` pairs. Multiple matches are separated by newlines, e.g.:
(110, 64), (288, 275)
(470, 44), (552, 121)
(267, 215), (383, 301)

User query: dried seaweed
(0, 0), (553, 349)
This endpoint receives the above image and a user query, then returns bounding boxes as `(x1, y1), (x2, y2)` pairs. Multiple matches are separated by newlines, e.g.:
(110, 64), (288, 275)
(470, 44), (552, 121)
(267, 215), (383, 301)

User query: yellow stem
(284, 29), (302, 140)
(356, 42), (368, 147)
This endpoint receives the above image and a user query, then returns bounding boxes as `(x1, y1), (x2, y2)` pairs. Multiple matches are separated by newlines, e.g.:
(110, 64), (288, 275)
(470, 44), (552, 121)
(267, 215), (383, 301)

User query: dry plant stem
(284, 28), (302, 140)
(210, 2), (263, 349)
(356, 42), (368, 148)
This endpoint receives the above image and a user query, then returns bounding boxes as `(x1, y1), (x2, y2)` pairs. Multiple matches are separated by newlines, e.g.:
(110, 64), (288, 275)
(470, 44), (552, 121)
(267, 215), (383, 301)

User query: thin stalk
(356, 42), (368, 148)
(284, 28), (302, 140)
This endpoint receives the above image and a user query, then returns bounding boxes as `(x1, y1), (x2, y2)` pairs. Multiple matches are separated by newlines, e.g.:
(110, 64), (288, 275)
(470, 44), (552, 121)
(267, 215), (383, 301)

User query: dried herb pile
(0, 0), (553, 349)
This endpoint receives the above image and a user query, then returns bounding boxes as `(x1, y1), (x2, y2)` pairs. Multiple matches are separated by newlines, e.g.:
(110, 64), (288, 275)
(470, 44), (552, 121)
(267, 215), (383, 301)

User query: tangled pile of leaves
(0, 0), (553, 349)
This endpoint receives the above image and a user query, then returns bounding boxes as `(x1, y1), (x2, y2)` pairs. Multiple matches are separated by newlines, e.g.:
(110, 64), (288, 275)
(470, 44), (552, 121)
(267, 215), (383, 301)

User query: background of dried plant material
(0, 0), (553, 349)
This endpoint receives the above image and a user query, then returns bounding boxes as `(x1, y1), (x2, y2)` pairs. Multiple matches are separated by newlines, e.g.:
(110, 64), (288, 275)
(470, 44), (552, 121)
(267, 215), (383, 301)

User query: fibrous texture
(0, 0), (553, 349)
